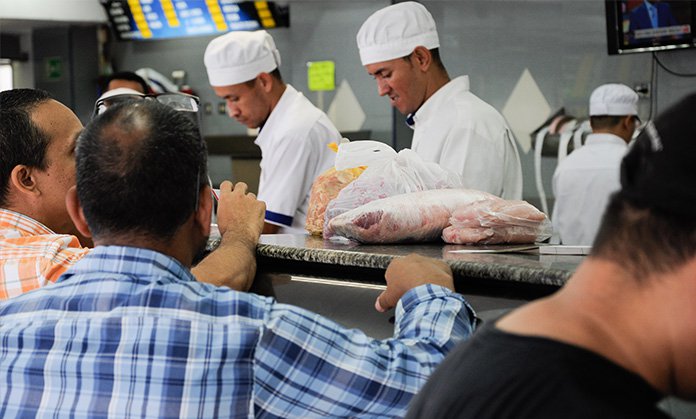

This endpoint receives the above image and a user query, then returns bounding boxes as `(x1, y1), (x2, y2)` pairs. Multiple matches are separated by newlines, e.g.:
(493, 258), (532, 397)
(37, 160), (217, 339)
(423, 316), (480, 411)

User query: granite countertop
(256, 234), (585, 289)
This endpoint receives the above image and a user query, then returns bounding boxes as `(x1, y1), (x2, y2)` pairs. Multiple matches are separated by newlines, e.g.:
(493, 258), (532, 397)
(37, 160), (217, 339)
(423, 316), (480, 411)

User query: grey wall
(106, 0), (696, 200)
(33, 26), (100, 123)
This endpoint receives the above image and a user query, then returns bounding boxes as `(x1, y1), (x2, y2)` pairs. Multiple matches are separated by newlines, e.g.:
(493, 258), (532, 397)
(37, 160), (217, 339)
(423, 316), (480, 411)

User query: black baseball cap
(619, 92), (696, 218)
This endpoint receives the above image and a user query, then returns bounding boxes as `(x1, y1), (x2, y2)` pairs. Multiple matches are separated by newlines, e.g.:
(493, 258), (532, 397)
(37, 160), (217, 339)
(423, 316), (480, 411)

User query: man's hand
(216, 181), (266, 248)
(375, 254), (455, 312)
(191, 181), (265, 291)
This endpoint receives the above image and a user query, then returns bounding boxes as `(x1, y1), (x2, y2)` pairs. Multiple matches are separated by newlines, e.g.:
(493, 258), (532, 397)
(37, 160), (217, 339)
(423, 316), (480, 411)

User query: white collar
(411, 76), (470, 126)
(255, 84), (297, 145)
(585, 133), (629, 147)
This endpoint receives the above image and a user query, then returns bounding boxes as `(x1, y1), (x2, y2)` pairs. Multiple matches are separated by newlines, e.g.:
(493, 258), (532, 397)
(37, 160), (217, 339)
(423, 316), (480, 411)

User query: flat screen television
(606, 0), (695, 54)
(101, 0), (289, 41)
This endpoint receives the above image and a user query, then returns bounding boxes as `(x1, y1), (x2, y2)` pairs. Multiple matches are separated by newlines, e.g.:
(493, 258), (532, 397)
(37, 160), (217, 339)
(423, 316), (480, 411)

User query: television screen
(606, 0), (695, 54)
(101, 0), (289, 41)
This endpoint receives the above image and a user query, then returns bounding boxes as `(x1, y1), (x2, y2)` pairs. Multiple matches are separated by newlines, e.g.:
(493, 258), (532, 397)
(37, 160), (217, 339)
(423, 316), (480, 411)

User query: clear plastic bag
(305, 140), (393, 236)
(324, 148), (463, 237)
(442, 200), (552, 244)
(334, 140), (397, 171)
(328, 189), (495, 244)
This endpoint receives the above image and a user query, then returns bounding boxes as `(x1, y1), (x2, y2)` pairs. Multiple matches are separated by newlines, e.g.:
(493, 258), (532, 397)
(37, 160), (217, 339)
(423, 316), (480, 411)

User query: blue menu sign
(101, 0), (289, 41)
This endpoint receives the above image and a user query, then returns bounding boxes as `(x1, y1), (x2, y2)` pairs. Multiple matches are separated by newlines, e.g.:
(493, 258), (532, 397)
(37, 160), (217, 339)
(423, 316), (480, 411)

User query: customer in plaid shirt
(0, 100), (475, 417)
(0, 89), (264, 300)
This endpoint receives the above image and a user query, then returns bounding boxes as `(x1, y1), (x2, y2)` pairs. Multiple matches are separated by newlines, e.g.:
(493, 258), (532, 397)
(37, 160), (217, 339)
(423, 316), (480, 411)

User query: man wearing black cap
(407, 93), (696, 418)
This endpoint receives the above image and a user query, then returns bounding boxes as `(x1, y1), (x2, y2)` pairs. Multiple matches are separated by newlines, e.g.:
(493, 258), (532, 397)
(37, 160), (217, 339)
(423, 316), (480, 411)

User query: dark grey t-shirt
(407, 325), (670, 419)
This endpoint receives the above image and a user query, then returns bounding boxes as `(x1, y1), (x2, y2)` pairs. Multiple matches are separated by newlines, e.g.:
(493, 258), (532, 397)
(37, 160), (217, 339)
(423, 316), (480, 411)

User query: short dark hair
(103, 71), (150, 94)
(589, 115), (624, 130)
(76, 100), (207, 241)
(591, 193), (696, 276)
(403, 48), (447, 72)
(0, 88), (53, 206)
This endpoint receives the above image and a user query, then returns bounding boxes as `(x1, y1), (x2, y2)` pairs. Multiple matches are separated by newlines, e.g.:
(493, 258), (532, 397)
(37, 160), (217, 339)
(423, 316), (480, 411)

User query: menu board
(101, 0), (289, 41)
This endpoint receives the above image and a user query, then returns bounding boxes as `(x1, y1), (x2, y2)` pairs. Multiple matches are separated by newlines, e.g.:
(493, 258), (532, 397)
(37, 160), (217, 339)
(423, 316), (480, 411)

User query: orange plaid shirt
(0, 208), (89, 300)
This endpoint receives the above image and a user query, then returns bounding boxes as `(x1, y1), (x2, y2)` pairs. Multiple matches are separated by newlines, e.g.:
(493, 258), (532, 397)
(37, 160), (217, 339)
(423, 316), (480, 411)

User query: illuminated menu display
(101, 0), (289, 41)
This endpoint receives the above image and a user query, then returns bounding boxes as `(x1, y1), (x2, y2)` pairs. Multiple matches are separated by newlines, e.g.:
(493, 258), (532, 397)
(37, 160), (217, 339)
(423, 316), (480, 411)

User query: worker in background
(0, 100), (475, 417)
(101, 70), (150, 94)
(407, 92), (696, 419)
(552, 83), (639, 245)
(356, 1), (523, 199)
(204, 30), (340, 234)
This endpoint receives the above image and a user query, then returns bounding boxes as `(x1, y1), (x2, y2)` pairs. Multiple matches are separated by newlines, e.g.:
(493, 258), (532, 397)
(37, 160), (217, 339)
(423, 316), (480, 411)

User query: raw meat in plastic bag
(306, 140), (393, 236)
(305, 167), (365, 235)
(328, 189), (496, 243)
(442, 225), (543, 245)
(442, 200), (552, 244)
(324, 149), (463, 237)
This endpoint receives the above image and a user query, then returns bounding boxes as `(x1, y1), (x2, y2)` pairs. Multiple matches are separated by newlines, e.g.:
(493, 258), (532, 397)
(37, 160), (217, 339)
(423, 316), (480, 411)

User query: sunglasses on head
(93, 92), (200, 118)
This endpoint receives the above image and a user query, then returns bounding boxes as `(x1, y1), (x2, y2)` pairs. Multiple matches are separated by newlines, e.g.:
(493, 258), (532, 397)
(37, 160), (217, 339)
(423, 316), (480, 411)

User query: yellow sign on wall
(307, 60), (335, 92)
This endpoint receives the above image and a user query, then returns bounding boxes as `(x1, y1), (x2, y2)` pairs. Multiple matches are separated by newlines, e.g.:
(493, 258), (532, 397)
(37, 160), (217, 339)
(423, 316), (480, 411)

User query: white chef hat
(589, 83), (639, 116)
(356, 1), (440, 66)
(204, 30), (281, 87)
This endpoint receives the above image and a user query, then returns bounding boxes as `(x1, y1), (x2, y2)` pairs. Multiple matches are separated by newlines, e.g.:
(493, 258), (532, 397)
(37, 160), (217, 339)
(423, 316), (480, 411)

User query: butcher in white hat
(552, 83), (640, 245)
(356, 1), (522, 199)
(204, 30), (340, 234)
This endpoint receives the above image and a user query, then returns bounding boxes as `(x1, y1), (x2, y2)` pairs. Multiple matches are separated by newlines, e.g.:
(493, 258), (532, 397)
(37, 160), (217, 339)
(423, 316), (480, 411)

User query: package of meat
(442, 200), (552, 244)
(305, 166), (365, 235)
(324, 149), (464, 237)
(305, 140), (395, 236)
(327, 189), (497, 243)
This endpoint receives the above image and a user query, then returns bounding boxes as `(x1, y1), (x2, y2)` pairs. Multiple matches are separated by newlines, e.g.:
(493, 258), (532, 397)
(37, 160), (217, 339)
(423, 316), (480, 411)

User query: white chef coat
(551, 133), (628, 245)
(410, 76), (523, 199)
(255, 84), (340, 234)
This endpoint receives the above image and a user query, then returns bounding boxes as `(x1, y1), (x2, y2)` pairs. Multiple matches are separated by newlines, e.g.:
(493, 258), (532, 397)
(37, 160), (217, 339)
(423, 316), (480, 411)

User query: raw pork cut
(323, 149), (463, 237)
(442, 200), (551, 244)
(327, 189), (496, 243)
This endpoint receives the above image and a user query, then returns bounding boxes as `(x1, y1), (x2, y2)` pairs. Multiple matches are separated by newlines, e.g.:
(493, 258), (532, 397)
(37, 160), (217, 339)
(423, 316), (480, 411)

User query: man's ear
(624, 115), (637, 129)
(9, 165), (39, 196)
(194, 185), (212, 238)
(257, 72), (274, 93)
(65, 186), (92, 239)
(412, 46), (433, 72)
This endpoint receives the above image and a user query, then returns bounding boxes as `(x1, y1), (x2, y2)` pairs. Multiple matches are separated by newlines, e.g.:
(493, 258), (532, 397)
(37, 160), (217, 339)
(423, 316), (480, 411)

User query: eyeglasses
(93, 92), (200, 117)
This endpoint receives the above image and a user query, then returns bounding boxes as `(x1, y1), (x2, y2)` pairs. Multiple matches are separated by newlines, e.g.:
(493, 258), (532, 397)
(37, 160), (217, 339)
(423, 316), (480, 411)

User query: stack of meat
(326, 189), (551, 245)
(322, 149), (463, 237)
(306, 148), (463, 237)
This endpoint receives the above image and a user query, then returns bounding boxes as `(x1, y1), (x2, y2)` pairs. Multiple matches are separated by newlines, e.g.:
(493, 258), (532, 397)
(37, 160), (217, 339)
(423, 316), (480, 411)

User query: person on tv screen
(628, 0), (680, 42)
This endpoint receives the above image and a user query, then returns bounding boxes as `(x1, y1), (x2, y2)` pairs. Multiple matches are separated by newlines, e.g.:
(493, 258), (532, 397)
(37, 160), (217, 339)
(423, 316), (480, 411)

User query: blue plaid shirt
(0, 246), (474, 418)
